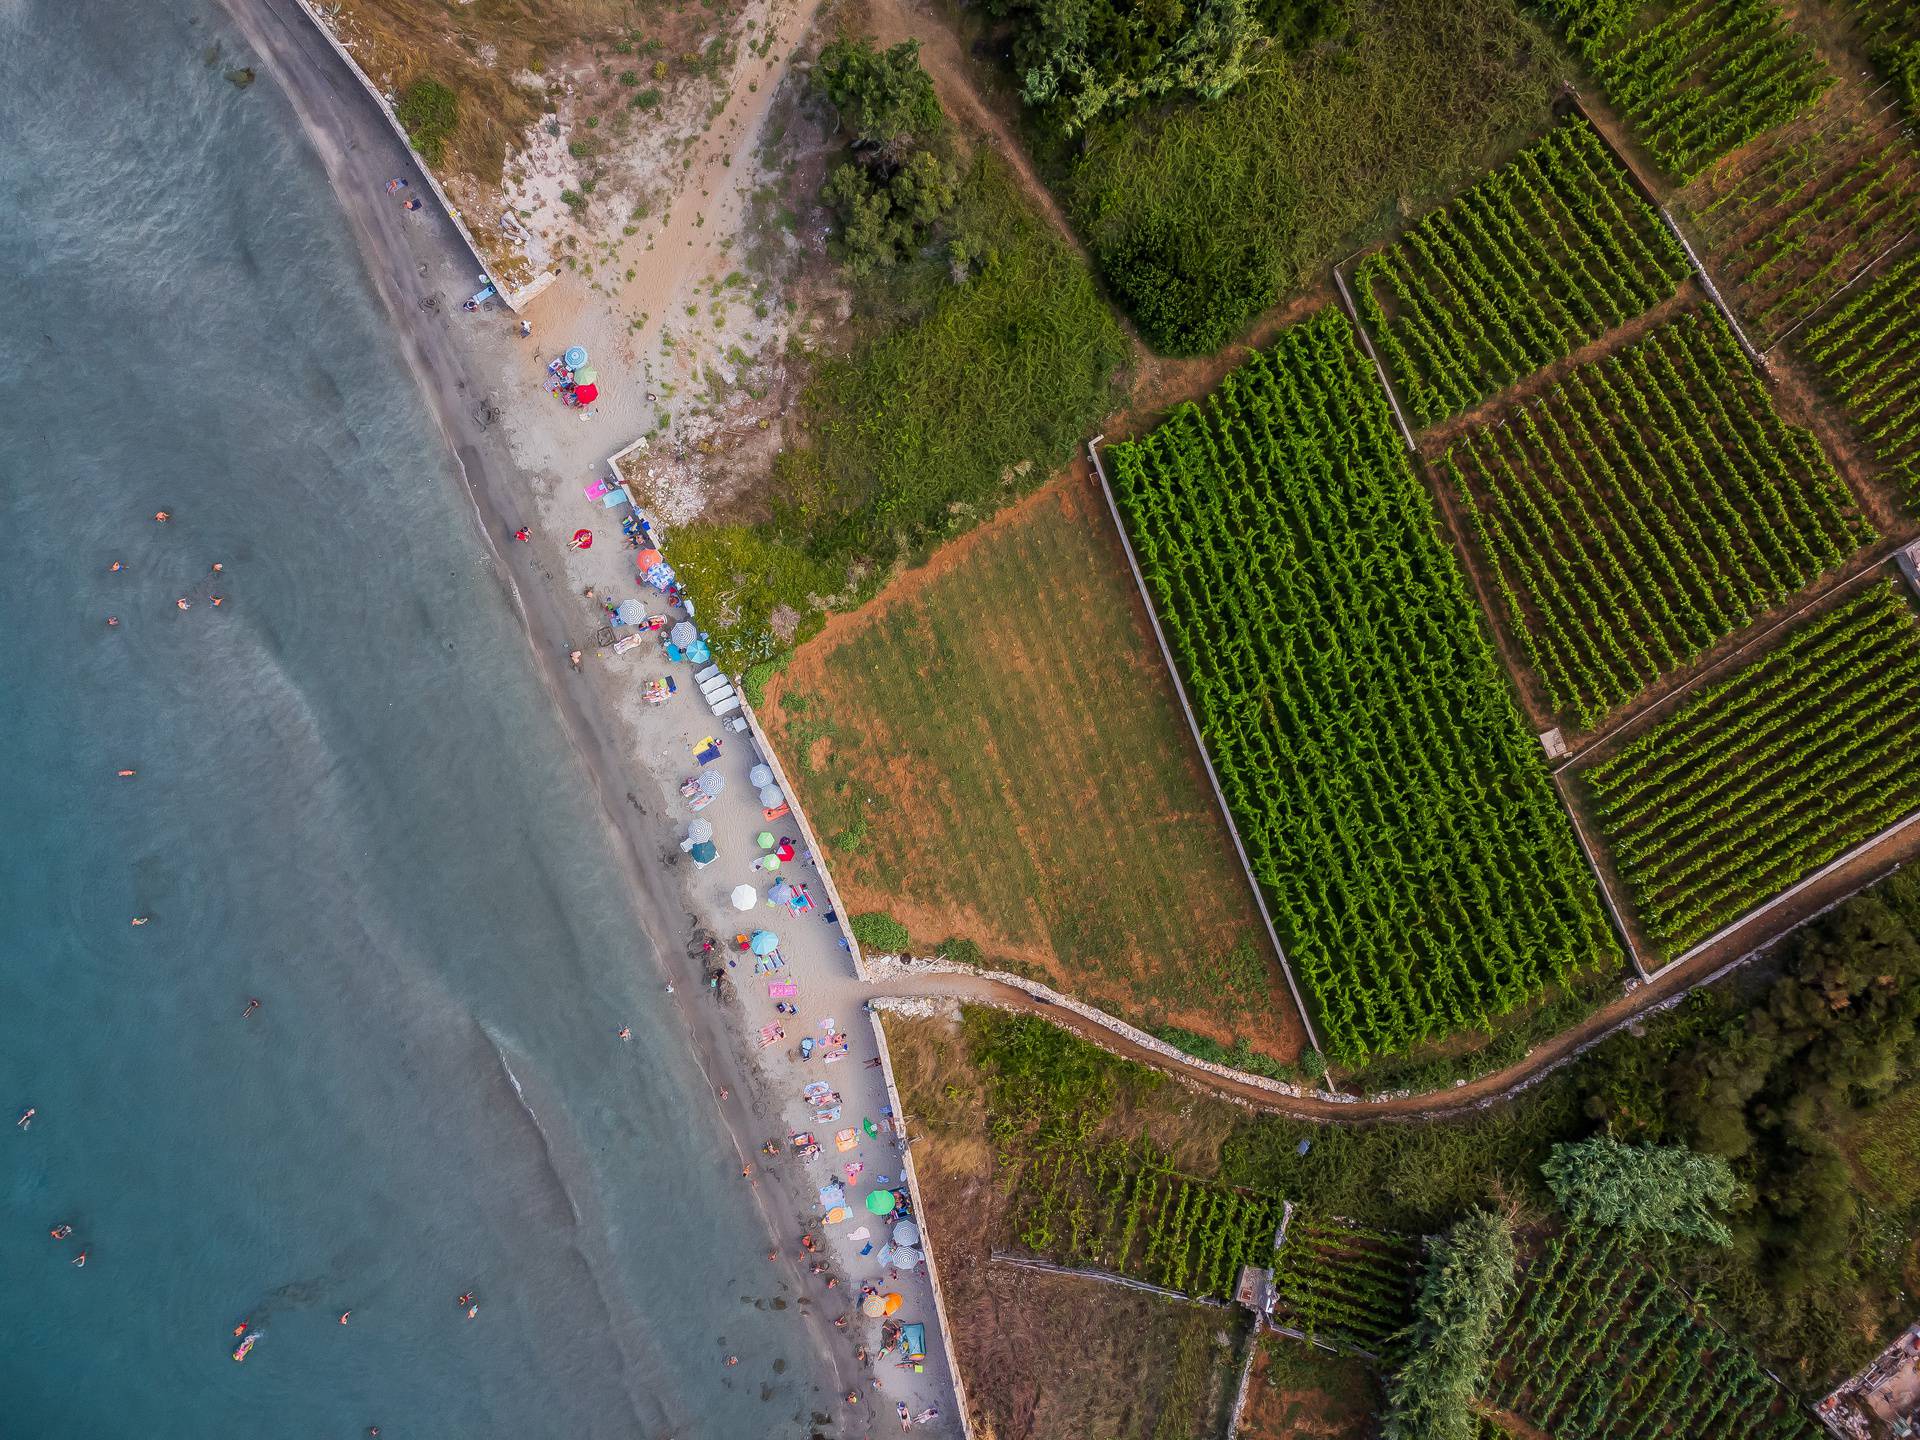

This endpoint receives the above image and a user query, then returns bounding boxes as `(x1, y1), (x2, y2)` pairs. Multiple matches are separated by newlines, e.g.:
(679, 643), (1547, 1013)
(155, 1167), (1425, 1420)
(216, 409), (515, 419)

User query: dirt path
(870, 808), (1920, 1120)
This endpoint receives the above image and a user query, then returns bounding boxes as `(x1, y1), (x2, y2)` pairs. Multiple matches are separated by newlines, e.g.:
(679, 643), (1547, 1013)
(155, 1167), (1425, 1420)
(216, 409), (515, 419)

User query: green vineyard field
(1442, 305), (1871, 729)
(1486, 1229), (1823, 1438)
(1270, 1212), (1420, 1355)
(1581, 581), (1920, 960)
(1353, 117), (1687, 427)
(1801, 246), (1920, 505)
(1106, 310), (1618, 1061)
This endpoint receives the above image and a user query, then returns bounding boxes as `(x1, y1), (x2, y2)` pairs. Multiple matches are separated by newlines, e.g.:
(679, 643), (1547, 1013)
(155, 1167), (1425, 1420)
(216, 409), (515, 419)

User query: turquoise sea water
(0, 3), (825, 1435)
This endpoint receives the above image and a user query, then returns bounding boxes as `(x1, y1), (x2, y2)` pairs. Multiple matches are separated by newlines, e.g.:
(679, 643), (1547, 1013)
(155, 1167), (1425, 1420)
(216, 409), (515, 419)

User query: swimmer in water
(117, 769), (136, 779)
(457, 1292), (474, 1307)
(232, 1321), (248, 1336)
(617, 1026), (631, 1041)
(106, 616), (119, 628)
(210, 595), (224, 607)
(16, 1108), (34, 1129)
(243, 998), (260, 1018)
(51, 1224), (73, 1239)
(130, 916), (149, 927)
(211, 562), (223, 573)
(176, 598), (190, 611)
(72, 1251), (88, 1267)
(466, 1304), (479, 1320)
(109, 560), (124, 573)
(339, 1312), (351, 1325)
(154, 511), (170, 523)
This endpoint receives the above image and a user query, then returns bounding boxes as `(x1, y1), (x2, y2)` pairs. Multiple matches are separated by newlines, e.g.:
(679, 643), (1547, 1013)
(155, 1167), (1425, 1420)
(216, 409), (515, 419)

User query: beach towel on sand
(584, 477), (613, 499)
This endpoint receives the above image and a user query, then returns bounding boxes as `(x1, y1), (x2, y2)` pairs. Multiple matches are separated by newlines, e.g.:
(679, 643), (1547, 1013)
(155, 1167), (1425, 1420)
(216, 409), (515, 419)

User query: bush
(851, 912), (913, 952)
(939, 937), (984, 968)
(630, 87), (663, 110)
(397, 78), (459, 165)
(1101, 225), (1278, 356)
(1380, 1209), (1518, 1440)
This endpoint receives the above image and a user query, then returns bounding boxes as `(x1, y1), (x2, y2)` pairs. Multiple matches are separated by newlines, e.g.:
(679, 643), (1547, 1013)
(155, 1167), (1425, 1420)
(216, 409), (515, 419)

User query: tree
(1542, 1136), (1746, 1246)
(1380, 1208), (1517, 1440)
(815, 38), (942, 165)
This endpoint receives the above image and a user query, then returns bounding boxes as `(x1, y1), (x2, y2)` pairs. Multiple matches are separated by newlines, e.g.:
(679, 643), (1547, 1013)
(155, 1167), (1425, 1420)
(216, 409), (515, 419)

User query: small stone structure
(1817, 1321), (1920, 1438)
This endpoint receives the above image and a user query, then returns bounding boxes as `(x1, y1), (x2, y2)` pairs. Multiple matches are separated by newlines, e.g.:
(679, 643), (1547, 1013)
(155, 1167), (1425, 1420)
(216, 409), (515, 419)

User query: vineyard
(1580, 581), (1920, 961)
(1004, 1138), (1284, 1301)
(1555, 0), (1833, 181)
(1441, 305), (1871, 728)
(1485, 1229), (1824, 1438)
(1106, 311), (1619, 1061)
(1801, 245), (1920, 503)
(1352, 117), (1688, 427)
(1270, 1212), (1421, 1356)
(1680, 87), (1920, 346)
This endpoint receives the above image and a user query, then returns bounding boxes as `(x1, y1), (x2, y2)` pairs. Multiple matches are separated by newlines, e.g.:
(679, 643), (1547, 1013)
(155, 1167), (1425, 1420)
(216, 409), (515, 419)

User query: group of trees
(813, 39), (960, 277)
(1380, 1209), (1517, 1440)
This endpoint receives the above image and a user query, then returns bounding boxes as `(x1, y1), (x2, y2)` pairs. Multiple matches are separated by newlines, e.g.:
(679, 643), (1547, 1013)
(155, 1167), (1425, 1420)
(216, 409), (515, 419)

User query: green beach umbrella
(864, 1189), (896, 1216)
(757, 832), (775, 850)
(572, 366), (598, 386)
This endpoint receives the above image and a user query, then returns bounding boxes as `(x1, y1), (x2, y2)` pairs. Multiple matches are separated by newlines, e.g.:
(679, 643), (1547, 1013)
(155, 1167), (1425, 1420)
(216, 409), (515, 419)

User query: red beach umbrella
(775, 841), (795, 861)
(573, 382), (599, 405)
(570, 529), (593, 550)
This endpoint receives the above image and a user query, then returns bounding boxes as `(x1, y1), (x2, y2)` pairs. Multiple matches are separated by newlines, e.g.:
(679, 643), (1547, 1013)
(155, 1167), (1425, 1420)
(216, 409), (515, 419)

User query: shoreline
(217, 0), (882, 1425)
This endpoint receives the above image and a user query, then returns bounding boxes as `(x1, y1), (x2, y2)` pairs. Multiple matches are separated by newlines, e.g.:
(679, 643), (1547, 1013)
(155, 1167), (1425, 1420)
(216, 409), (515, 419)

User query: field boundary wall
(1086, 435), (1327, 1064)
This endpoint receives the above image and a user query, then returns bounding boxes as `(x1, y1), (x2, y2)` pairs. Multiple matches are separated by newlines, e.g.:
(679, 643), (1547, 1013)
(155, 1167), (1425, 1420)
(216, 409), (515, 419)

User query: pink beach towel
(767, 981), (798, 998)
(584, 477), (614, 499)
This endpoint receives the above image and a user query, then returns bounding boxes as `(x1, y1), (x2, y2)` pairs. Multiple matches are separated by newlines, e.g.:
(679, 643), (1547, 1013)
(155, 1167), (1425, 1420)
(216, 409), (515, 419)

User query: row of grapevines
(1443, 305), (1872, 729)
(1581, 581), (1920, 960)
(1485, 1229), (1823, 1438)
(1107, 310), (1619, 1060)
(1354, 117), (1687, 426)
(1004, 1137), (1285, 1300)
(1583, 0), (1833, 181)
(1270, 1211), (1422, 1354)
(1799, 244), (1920, 506)
(1681, 97), (1920, 345)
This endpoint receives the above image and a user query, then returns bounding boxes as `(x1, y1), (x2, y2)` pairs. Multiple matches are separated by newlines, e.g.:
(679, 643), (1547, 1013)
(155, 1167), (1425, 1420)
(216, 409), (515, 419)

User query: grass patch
(1051, 0), (1563, 352)
(761, 480), (1305, 1064)
(1845, 1082), (1920, 1207)
(671, 151), (1127, 667)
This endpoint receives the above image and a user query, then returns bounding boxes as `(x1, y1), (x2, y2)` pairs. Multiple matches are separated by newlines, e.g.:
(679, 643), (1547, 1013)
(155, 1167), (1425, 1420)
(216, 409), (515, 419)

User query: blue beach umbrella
(563, 345), (589, 370)
(689, 841), (717, 866)
(750, 929), (780, 956)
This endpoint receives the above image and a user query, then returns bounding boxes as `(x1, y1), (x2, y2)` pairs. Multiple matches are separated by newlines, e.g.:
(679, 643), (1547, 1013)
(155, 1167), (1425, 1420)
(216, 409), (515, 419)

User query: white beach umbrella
(730, 884), (757, 911)
(757, 784), (784, 808)
(749, 764), (774, 788)
(687, 818), (715, 844)
(697, 771), (725, 797)
(892, 1220), (921, 1247)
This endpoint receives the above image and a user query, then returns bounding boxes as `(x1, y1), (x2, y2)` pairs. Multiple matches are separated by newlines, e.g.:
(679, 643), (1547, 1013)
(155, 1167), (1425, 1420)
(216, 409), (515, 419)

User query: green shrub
(397, 78), (459, 165)
(852, 912), (913, 952)
(939, 937), (983, 968)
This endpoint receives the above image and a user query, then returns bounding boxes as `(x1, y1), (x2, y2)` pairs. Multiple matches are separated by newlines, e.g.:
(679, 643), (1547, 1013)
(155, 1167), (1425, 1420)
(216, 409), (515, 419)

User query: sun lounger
(694, 664), (721, 685)
(710, 694), (742, 717)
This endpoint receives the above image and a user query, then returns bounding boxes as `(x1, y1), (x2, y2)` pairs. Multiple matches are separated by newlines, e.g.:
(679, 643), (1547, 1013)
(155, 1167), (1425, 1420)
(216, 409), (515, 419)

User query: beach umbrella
(865, 1189), (897, 1216)
(697, 771), (725, 797)
(686, 642), (710, 665)
(893, 1221), (920, 1247)
(756, 831), (775, 850)
(635, 548), (663, 570)
(892, 1246), (922, 1269)
(861, 1294), (888, 1319)
(883, 1292), (903, 1316)
(749, 929), (780, 956)
(689, 840), (717, 867)
(767, 879), (793, 905)
(670, 621), (698, 649)
(564, 345), (589, 369)
(757, 856), (781, 873)
(686, 818), (714, 843)
(730, 884), (757, 911)
(758, 784), (784, 808)
(572, 366), (598, 386)
(615, 599), (647, 626)
(749, 764), (774, 788)
(573, 383), (599, 406)
(775, 840), (796, 862)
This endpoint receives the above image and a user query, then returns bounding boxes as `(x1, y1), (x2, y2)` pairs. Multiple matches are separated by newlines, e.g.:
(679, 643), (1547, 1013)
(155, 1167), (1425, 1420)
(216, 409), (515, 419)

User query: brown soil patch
(1236, 1335), (1380, 1440)
(766, 472), (1310, 1065)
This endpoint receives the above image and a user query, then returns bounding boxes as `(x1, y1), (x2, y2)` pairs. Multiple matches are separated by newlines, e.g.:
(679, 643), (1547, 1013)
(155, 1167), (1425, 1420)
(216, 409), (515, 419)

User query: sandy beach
(220, 0), (960, 1431)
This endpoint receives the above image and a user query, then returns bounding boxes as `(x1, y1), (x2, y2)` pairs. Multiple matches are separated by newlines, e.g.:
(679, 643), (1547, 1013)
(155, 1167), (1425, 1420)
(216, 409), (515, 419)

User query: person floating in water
(105, 616), (119, 628)
(211, 562), (224, 573)
(617, 1026), (631, 1041)
(17, 1108), (34, 1129)
(457, 1292), (474, 1308)
(210, 595), (224, 608)
(175, 598), (190, 611)
(466, 1303), (479, 1320)
(130, 916), (150, 927)
(116, 769), (136, 779)
(154, 511), (170, 523)
(232, 1321), (249, 1337)
(243, 998), (260, 1019)
(50, 1224), (72, 1239)
(339, 1311), (351, 1325)
(109, 560), (124, 573)
(71, 1251), (88, 1268)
